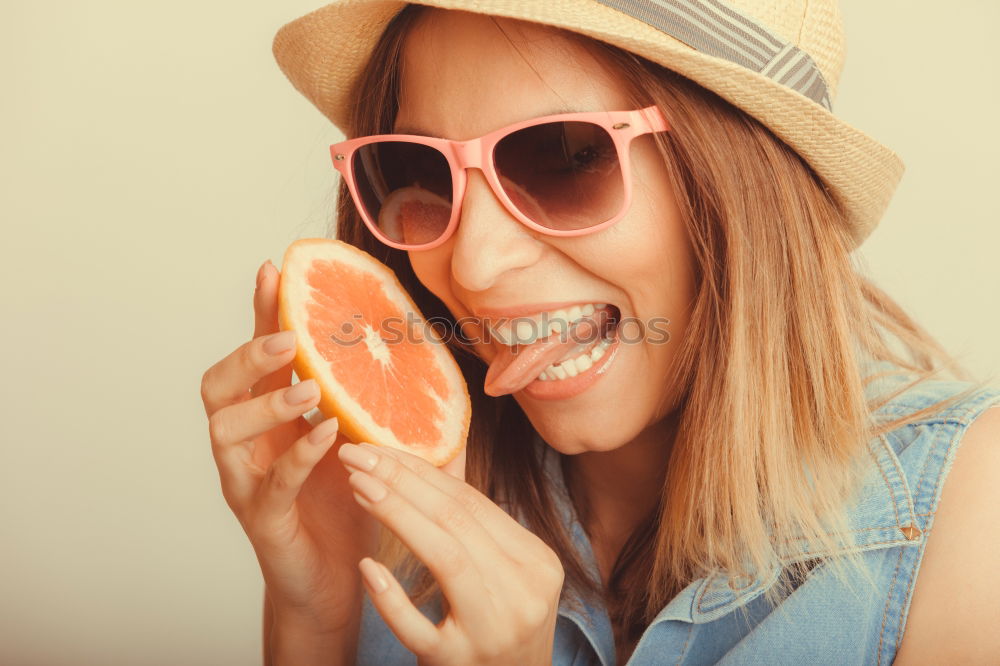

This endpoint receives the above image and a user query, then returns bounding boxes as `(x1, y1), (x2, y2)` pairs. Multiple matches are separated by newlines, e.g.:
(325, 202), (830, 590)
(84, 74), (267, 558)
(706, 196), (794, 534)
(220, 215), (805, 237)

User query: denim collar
(530, 366), (924, 665)
(486, 359), (924, 665)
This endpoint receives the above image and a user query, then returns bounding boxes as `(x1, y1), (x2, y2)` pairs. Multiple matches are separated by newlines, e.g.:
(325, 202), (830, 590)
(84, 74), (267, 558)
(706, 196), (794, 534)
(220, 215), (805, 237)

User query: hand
(336, 442), (564, 666)
(200, 260), (379, 635)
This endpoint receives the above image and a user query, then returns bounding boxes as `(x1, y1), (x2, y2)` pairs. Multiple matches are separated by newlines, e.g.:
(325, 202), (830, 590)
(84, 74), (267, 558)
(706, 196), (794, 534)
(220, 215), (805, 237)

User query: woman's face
(396, 9), (695, 454)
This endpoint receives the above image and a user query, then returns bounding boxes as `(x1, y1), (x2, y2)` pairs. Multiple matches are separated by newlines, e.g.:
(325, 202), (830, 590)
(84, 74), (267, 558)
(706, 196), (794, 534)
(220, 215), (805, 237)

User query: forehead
(395, 9), (631, 139)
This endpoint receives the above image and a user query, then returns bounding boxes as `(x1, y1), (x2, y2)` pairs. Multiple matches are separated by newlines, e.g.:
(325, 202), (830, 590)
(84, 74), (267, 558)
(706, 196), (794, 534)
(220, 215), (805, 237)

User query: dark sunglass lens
(494, 121), (623, 231)
(351, 141), (453, 246)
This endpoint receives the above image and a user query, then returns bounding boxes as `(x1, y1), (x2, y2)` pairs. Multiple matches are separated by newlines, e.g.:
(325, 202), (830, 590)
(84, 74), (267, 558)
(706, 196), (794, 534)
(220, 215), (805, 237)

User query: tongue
(483, 308), (612, 397)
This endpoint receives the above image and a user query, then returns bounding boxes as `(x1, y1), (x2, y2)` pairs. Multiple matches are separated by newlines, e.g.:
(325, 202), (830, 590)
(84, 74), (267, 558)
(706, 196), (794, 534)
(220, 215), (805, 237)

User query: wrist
(270, 614), (356, 666)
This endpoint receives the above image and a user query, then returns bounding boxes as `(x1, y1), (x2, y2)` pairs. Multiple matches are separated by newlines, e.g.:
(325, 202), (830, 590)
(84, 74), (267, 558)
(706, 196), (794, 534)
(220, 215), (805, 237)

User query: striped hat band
(597, 0), (833, 110)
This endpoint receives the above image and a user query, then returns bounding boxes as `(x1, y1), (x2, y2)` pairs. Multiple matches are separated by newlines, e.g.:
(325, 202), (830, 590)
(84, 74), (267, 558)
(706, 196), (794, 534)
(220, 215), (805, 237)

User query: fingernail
(258, 260), (274, 289)
(359, 557), (388, 593)
(308, 417), (339, 445)
(263, 330), (295, 355)
(350, 471), (388, 503)
(285, 379), (319, 405)
(338, 442), (378, 471)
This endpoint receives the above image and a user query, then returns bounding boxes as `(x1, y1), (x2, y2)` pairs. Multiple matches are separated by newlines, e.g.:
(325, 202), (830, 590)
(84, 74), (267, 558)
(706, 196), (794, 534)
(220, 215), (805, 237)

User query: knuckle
(263, 390), (287, 421)
(200, 367), (216, 404)
(208, 411), (231, 445)
(432, 501), (471, 535)
(534, 536), (559, 562)
(435, 543), (469, 580)
(378, 456), (406, 490)
(542, 545), (562, 570)
(519, 596), (551, 628)
(453, 485), (489, 525)
(241, 338), (263, 374)
(201, 363), (219, 409)
(454, 486), (485, 519)
(530, 545), (564, 587)
(405, 453), (434, 476)
(388, 448), (430, 478)
(543, 555), (565, 587)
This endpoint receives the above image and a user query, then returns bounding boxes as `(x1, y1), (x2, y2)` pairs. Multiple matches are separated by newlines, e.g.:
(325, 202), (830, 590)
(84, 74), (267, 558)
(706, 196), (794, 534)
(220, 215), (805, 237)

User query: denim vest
(356, 369), (1000, 665)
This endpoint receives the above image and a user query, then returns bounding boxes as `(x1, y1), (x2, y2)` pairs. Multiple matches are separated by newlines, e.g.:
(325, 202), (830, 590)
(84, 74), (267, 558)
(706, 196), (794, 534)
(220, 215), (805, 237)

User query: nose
(449, 168), (544, 292)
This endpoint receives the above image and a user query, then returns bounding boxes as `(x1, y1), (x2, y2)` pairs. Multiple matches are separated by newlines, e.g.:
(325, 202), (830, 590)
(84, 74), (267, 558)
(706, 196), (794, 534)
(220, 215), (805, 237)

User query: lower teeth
(535, 332), (615, 382)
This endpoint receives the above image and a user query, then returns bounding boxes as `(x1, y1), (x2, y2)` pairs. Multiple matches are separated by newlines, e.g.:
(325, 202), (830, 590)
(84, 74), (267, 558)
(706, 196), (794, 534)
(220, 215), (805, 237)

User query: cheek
(632, 146), (691, 277)
(407, 249), (453, 301)
(614, 148), (695, 337)
(607, 196), (685, 286)
(406, 247), (485, 339)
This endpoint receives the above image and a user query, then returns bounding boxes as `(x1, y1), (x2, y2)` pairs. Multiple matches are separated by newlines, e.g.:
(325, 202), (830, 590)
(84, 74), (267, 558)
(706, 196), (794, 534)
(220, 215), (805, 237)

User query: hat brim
(272, 0), (904, 249)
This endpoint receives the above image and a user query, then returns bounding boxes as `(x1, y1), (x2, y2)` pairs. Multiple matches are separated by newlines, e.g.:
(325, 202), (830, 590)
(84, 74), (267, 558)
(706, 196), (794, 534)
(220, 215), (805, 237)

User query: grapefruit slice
(276, 238), (470, 467)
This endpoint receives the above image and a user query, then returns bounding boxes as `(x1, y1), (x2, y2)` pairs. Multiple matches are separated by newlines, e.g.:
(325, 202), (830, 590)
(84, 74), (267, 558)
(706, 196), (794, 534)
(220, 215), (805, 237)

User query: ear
(439, 446), (467, 483)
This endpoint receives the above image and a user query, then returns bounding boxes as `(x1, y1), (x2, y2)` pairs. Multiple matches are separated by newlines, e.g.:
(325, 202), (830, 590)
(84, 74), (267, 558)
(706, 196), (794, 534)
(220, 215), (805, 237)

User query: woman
(200, 1), (1000, 664)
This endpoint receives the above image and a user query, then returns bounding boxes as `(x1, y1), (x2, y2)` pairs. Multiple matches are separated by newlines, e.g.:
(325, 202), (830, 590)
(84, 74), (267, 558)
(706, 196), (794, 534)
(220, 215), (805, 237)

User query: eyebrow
(393, 106), (582, 137)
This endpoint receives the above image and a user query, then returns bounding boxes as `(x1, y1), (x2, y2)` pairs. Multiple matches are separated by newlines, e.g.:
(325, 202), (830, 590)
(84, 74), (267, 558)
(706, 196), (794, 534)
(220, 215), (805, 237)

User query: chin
(524, 412), (631, 456)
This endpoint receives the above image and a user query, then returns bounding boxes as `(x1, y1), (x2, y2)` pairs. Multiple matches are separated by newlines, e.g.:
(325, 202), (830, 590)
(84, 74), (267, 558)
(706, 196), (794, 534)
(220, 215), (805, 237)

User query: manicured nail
(359, 557), (388, 593)
(263, 330), (295, 355)
(285, 379), (319, 405)
(338, 442), (378, 471)
(350, 471), (388, 503)
(308, 417), (339, 445)
(256, 261), (268, 288)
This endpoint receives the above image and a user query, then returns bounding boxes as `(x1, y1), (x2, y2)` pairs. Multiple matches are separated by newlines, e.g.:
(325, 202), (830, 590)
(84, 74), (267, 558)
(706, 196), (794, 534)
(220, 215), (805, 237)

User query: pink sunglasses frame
(329, 104), (671, 251)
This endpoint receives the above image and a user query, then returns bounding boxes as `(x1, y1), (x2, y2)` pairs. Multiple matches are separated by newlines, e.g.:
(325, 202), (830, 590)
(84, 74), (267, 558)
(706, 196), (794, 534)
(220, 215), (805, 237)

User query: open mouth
(532, 305), (620, 381)
(483, 304), (621, 396)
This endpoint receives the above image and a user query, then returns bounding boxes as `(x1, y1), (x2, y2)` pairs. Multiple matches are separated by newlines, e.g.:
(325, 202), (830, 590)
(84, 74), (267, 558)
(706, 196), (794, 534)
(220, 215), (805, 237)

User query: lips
(482, 306), (617, 397)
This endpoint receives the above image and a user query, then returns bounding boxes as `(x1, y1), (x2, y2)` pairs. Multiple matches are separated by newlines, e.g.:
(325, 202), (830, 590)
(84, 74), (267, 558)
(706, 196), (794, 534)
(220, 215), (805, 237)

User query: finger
(252, 260), (274, 339)
(339, 444), (501, 571)
(209, 379), (320, 448)
(201, 328), (298, 417)
(364, 444), (547, 565)
(252, 260), (294, 397)
(440, 446), (466, 482)
(345, 467), (493, 629)
(209, 380), (321, 508)
(253, 416), (341, 526)
(359, 557), (442, 658)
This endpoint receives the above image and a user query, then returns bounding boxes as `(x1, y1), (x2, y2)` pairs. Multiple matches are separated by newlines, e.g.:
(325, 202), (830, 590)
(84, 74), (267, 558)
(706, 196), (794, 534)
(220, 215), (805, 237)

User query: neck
(564, 410), (681, 545)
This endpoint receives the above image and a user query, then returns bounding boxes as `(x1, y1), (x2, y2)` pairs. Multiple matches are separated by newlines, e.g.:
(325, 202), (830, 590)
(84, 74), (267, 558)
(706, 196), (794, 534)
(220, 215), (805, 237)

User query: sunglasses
(329, 105), (671, 251)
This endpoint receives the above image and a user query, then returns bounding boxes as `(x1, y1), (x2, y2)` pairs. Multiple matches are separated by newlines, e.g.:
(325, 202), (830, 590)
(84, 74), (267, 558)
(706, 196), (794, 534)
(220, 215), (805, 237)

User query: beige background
(2, 0), (997, 663)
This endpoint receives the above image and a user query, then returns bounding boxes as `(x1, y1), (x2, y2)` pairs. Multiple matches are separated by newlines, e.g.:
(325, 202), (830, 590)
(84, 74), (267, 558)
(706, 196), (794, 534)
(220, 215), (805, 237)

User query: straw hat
(271, 0), (904, 249)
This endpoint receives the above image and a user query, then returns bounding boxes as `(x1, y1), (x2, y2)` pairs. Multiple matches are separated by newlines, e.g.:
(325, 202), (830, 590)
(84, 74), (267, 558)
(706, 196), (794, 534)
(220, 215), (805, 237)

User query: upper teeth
(490, 303), (608, 346)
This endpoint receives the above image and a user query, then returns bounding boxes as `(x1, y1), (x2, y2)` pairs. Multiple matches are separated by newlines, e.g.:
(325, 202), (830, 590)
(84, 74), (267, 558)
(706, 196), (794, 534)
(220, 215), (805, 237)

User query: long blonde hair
(330, 4), (992, 650)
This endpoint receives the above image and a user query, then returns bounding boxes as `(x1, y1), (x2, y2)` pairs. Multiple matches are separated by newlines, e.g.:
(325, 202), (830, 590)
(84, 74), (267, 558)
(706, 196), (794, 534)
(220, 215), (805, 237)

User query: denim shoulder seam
(877, 386), (1000, 663)
(871, 432), (916, 530)
(910, 386), (1000, 515)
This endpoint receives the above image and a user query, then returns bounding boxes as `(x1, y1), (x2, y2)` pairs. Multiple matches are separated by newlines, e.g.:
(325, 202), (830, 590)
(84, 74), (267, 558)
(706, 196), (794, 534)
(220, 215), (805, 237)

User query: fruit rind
(276, 238), (471, 468)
